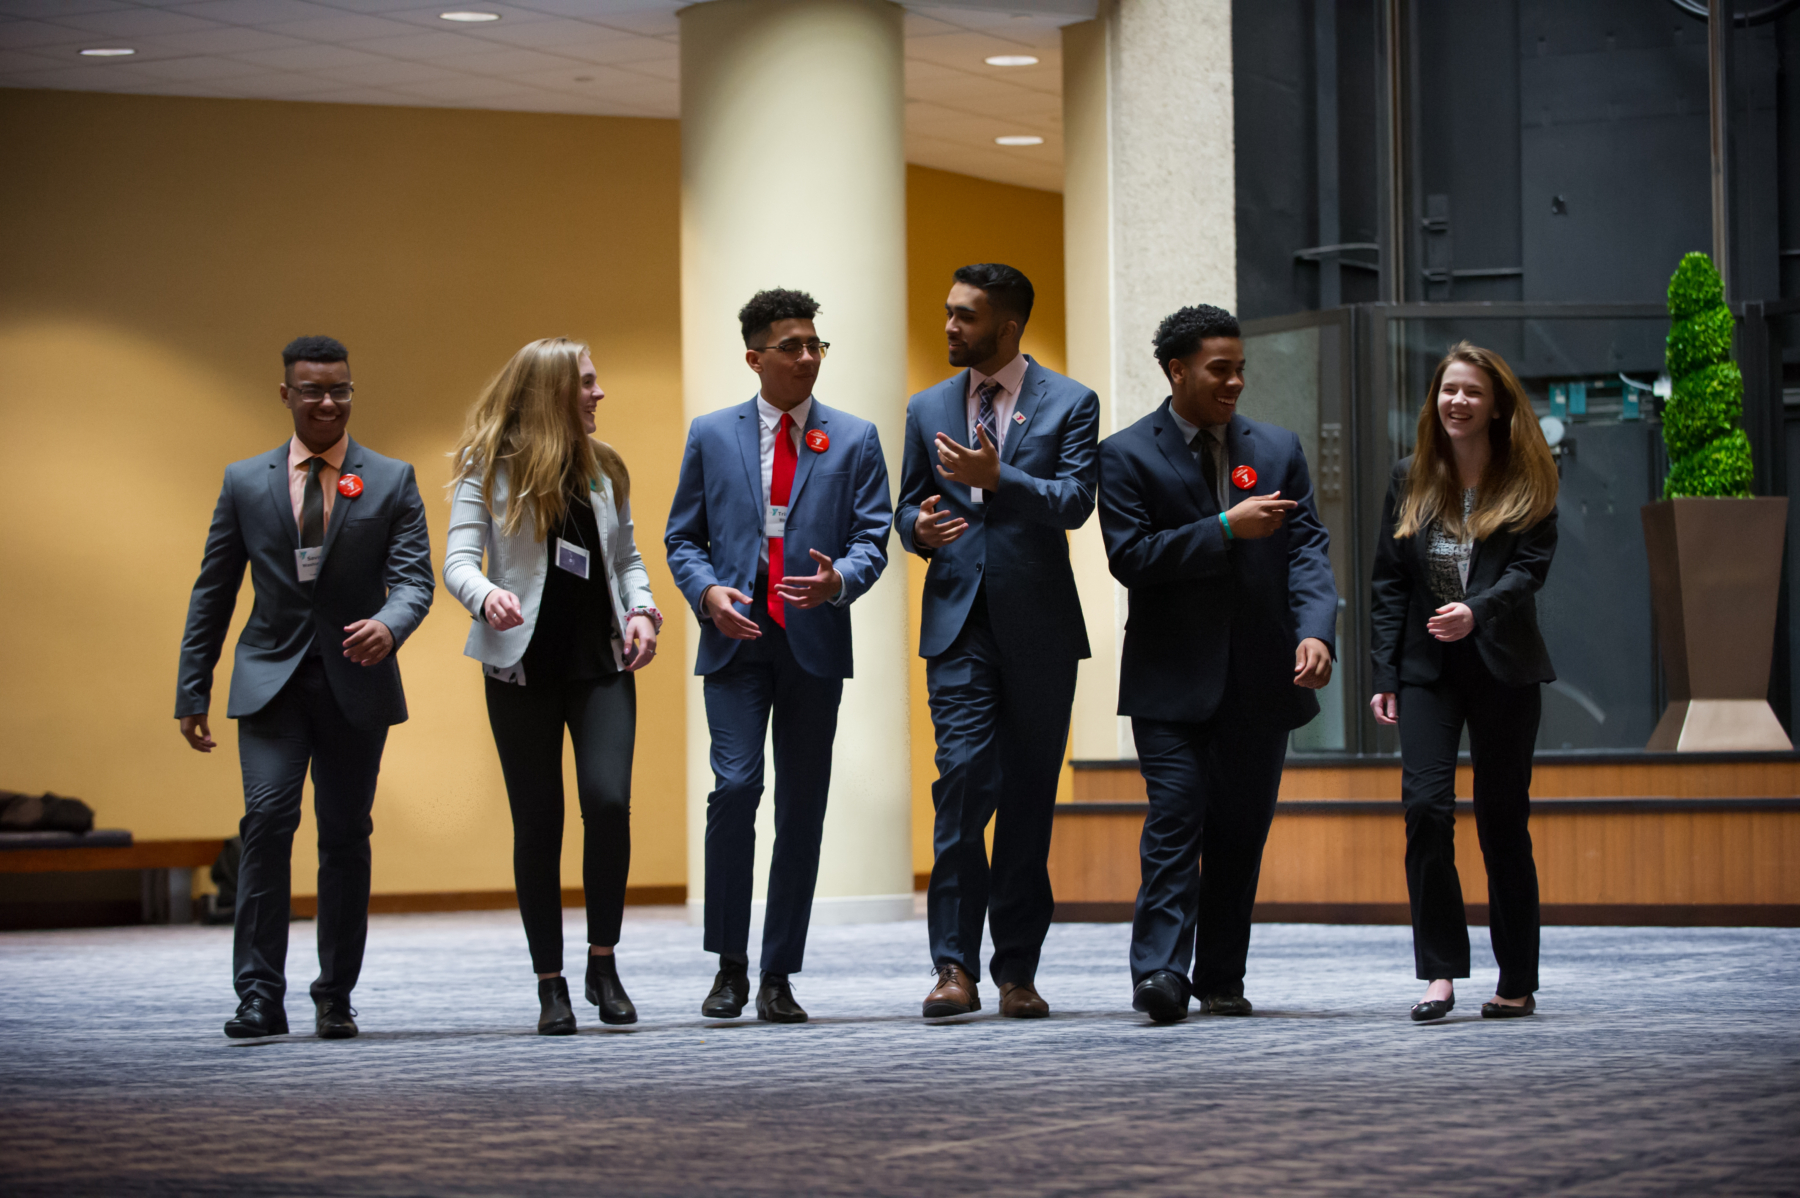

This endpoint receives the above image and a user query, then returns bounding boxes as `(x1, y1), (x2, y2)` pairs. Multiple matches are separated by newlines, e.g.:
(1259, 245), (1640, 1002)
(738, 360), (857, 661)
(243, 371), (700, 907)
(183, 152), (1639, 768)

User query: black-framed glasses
(751, 340), (829, 358)
(289, 383), (355, 402)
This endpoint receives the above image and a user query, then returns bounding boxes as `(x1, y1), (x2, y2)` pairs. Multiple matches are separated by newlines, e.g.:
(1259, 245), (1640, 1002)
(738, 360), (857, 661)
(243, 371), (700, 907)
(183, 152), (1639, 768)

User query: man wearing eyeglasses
(896, 263), (1100, 1020)
(665, 289), (893, 1024)
(176, 335), (435, 1041)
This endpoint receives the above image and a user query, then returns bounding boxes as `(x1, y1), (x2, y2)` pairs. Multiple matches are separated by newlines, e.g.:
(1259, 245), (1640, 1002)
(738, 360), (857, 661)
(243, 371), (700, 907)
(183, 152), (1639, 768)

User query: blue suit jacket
(665, 396), (892, 679)
(1098, 403), (1338, 728)
(175, 438), (436, 729)
(894, 357), (1098, 661)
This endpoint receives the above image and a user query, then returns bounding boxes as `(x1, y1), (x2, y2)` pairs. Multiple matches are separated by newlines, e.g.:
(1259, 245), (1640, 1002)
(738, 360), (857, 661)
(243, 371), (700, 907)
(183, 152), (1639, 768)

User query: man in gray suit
(176, 336), (434, 1040)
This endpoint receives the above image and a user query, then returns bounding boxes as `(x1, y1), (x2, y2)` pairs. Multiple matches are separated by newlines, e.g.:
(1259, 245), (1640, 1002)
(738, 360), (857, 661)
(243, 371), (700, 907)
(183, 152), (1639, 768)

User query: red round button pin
(805, 429), (829, 454)
(337, 474), (363, 499)
(1231, 465), (1257, 490)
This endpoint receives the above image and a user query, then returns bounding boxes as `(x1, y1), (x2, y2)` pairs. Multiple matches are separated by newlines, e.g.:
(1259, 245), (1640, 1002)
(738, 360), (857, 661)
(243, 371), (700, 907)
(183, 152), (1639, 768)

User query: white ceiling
(0, 0), (1088, 191)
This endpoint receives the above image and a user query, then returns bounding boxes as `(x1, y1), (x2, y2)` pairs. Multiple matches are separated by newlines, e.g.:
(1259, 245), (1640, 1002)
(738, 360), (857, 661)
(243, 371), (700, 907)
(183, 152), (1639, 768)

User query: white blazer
(444, 462), (655, 674)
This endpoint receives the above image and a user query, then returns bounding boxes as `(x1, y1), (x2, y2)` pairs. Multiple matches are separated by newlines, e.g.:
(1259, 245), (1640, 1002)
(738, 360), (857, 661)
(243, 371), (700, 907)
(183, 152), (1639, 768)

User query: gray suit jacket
(175, 437), (436, 729)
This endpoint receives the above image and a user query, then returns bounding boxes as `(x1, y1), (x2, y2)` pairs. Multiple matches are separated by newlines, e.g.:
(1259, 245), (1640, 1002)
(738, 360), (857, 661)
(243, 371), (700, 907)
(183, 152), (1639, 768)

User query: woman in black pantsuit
(1369, 341), (1559, 1022)
(445, 339), (663, 1034)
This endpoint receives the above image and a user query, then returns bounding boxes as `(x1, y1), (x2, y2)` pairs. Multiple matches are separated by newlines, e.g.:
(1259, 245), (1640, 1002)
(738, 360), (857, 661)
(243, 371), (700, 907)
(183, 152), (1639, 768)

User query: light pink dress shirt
(286, 433), (347, 534)
(963, 353), (1029, 503)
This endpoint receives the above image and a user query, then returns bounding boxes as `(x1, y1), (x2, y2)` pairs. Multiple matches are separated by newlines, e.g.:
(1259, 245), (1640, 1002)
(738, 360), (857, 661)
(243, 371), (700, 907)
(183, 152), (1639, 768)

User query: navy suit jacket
(1098, 402), (1339, 728)
(894, 356), (1098, 661)
(175, 438), (436, 730)
(664, 396), (892, 679)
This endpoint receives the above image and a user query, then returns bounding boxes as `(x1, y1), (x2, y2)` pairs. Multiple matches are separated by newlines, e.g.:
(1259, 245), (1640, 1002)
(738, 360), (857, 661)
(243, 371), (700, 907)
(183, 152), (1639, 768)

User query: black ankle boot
(537, 977), (577, 1035)
(585, 953), (638, 1025)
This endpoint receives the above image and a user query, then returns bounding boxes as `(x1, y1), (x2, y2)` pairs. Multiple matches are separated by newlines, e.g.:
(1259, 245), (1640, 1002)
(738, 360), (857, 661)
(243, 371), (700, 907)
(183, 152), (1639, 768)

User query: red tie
(768, 412), (797, 628)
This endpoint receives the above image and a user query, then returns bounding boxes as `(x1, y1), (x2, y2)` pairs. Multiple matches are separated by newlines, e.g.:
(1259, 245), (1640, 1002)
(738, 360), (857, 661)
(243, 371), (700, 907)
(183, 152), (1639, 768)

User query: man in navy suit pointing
(1098, 304), (1338, 1024)
(896, 264), (1099, 1020)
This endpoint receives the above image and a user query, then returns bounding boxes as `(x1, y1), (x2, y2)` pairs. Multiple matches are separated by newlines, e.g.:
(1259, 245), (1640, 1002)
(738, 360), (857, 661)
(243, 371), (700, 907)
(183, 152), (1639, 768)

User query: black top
(1369, 458), (1557, 692)
(521, 491), (618, 681)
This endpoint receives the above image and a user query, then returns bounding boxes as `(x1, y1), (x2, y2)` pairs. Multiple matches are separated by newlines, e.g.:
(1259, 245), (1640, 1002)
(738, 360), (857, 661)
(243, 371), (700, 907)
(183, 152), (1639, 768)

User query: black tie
(1196, 432), (1220, 506)
(301, 457), (326, 549)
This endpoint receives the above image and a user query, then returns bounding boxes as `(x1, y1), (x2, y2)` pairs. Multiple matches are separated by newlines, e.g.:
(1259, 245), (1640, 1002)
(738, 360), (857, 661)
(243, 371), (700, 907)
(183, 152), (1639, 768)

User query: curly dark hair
(952, 263), (1035, 325)
(1152, 305), (1240, 375)
(281, 335), (349, 374)
(739, 289), (821, 347)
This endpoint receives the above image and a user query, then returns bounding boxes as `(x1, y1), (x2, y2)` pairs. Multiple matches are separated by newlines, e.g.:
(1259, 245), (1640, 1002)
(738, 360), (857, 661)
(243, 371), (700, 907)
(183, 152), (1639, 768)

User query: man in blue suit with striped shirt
(665, 289), (892, 1024)
(895, 264), (1099, 1020)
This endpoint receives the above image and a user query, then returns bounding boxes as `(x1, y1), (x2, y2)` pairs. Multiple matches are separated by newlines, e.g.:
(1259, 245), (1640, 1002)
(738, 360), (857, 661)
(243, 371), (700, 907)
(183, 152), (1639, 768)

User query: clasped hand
(1224, 491), (1298, 540)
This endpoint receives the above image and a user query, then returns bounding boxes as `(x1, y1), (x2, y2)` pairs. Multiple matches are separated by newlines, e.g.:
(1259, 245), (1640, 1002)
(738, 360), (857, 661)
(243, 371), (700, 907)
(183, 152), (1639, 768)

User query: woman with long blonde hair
(444, 338), (661, 1035)
(1369, 341), (1559, 1023)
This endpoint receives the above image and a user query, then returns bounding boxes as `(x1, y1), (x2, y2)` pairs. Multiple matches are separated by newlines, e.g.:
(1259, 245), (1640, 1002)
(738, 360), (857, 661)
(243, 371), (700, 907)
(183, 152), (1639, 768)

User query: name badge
(764, 504), (788, 538)
(294, 546), (322, 582)
(554, 537), (591, 579)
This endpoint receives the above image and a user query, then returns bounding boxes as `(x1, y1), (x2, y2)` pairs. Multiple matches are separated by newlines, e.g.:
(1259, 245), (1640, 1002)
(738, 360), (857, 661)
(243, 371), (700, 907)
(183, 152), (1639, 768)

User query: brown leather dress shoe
(998, 982), (1049, 1019)
(923, 963), (980, 1017)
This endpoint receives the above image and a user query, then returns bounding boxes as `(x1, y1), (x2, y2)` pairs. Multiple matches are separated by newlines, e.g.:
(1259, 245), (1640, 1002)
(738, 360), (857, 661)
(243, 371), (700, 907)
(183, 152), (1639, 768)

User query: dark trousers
(924, 590), (1078, 986)
(701, 591), (843, 975)
(484, 671), (636, 975)
(1399, 641), (1542, 998)
(234, 657), (387, 1006)
(1128, 712), (1289, 996)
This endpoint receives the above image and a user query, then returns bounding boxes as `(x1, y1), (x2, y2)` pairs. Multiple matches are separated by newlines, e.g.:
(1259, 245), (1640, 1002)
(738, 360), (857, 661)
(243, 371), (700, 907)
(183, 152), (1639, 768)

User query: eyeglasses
(751, 340), (830, 358)
(289, 383), (355, 402)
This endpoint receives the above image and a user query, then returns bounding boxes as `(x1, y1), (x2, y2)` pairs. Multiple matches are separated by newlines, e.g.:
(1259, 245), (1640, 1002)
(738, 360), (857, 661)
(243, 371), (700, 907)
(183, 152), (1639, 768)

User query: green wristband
(1219, 512), (1234, 541)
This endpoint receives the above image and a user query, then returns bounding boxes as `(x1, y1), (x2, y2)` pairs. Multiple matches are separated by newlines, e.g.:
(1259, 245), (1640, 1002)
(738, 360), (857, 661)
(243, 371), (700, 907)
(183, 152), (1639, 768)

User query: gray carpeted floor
(1, 908), (1796, 1196)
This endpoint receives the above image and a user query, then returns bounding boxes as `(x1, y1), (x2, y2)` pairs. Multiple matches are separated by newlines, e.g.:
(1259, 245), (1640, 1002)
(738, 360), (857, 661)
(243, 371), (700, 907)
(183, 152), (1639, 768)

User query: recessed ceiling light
(984, 55), (1039, 67)
(80, 47), (135, 56)
(439, 11), (500, 21)
(994, 135), (1044, 147)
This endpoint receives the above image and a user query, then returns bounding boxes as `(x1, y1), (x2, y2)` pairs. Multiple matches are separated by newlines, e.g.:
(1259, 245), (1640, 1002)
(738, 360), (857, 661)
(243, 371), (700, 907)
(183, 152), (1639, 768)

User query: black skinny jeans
(1398, 640), (1541, 998)
(484, 671), (635, 975)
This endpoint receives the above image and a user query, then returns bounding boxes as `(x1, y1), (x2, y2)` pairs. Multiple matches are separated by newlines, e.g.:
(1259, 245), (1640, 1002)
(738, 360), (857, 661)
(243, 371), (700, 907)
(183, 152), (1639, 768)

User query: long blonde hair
(1394, 341), (1558, 540)
(450, 337), (630, 541)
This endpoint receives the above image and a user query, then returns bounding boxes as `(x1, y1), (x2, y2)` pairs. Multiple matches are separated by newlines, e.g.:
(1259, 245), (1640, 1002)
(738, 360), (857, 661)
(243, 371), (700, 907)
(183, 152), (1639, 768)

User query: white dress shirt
(1169, 406), (1228, 509)
(963, 353), (1029, 504)
(755, 393), (811, 569)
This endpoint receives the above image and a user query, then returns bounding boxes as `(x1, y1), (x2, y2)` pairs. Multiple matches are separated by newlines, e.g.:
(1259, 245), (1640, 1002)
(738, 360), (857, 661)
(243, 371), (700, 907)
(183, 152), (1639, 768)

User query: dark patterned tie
(301, 457), (326, 549)
(975, 379), (1000, 447)
(1196, 432), (1221, 508)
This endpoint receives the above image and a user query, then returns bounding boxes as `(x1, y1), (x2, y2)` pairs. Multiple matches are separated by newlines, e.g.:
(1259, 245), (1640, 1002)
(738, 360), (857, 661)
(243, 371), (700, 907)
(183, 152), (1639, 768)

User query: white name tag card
(294, 546), (322, 582)
(764, 504), (788, 538)
(554, 537), (591, 579)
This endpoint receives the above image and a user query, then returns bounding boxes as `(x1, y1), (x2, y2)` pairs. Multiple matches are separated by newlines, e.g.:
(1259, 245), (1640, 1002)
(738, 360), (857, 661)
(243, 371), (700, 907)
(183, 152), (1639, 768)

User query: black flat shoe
(1132, 970), (1190, 1024)
(755, 973), (807, 1023)
(314, 996), (359, 1039)
(537, 977), (577, 1035)
(702, 960), (750, 1019)
(1199, 994), (1254, 1017)
(1481, 994), (1536, 1019)
(224, 995), (288, 1039)
(1410, 995), (1455, 1022)
(585, 954), (637, 1025)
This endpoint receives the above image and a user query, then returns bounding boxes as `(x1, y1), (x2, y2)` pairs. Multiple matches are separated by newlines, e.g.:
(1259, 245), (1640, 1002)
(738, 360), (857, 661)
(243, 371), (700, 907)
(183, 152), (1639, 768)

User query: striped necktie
(975, 379), (1001, 446)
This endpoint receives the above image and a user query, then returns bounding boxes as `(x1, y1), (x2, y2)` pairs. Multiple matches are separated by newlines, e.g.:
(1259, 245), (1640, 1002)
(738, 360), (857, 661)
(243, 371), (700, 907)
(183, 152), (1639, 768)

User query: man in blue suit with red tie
(1098, 304), (1338, 1024)
(665, 289), (892, 1024)
(895, 264), (1099, 1020)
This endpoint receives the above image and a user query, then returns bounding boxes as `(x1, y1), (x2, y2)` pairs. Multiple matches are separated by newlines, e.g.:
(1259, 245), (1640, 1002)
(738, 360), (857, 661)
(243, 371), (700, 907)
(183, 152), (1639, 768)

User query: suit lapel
(938, 373), (974, 503)
(1000, 358), (1043, 467)
(1225, 415), (1254, 503)
(734, 397), (764, 515)
(785, 399), (827, 512)
(317, 437), (361, 566)
(1152, 401), (1214, 513)
(265, 442), (299, 550)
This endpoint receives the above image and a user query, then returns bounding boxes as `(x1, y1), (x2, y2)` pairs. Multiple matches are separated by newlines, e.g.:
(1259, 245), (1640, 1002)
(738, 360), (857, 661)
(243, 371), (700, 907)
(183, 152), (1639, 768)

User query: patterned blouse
(1425, 489), (1477, 606)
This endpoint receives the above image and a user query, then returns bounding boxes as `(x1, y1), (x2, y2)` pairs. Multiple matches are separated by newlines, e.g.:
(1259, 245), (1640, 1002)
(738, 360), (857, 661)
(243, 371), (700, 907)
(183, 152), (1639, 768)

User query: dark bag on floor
(202, 836), (243, 925)
(0, 791), (95, 834)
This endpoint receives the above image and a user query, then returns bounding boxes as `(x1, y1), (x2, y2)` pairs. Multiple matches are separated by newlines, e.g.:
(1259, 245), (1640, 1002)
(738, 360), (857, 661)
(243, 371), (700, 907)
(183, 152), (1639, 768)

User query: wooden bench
(0, 839), (224, 926)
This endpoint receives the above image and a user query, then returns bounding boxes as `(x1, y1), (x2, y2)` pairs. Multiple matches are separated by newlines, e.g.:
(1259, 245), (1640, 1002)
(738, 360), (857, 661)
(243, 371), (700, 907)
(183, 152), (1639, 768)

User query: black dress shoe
(314, 996), (359, 1039)
(1410, 995), (1455, 1022)
(1199, 994), (1254, 1017)
(585, 954), (638, 1025)
(1481, 994), (1536, 1019)
(537, 977), (577, 1035)
(1132, 970), (1190, 1024)
(224, 995), (288, 1039)
(702, 960), (750, 1019)
(755, 973), (807, 1024)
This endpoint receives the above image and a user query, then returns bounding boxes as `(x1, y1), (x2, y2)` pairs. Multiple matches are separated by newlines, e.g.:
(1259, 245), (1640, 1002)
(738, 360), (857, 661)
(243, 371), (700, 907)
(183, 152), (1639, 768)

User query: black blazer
(176, 438), (436, 730)
(1368, 458), (1557, 693)
(1098, 403), (1339, 728)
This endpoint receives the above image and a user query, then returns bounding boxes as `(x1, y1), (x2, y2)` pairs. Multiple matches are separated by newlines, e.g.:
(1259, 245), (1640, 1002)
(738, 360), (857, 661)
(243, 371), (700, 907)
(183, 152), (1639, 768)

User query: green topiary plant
(1662, 252), (1753, 498)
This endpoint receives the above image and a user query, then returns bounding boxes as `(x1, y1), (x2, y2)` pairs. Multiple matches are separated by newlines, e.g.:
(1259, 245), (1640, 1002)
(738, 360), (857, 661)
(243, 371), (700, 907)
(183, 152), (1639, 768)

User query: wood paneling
(289, 885), (687, 918)
(0, 839), (223, 874)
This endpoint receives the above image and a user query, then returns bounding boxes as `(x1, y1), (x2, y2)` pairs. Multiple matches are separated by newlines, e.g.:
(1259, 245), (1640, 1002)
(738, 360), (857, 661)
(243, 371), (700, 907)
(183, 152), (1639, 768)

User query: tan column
(1063, 0), (1238, 761)
(679, 0), (913, 924)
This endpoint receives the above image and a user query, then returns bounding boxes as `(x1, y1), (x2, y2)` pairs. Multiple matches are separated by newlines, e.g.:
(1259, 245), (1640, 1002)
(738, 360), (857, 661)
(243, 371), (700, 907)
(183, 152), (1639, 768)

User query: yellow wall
(901, 165), (1066, 875)
(0, 90), (1066, 898)
(0, 89), (688, 895)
